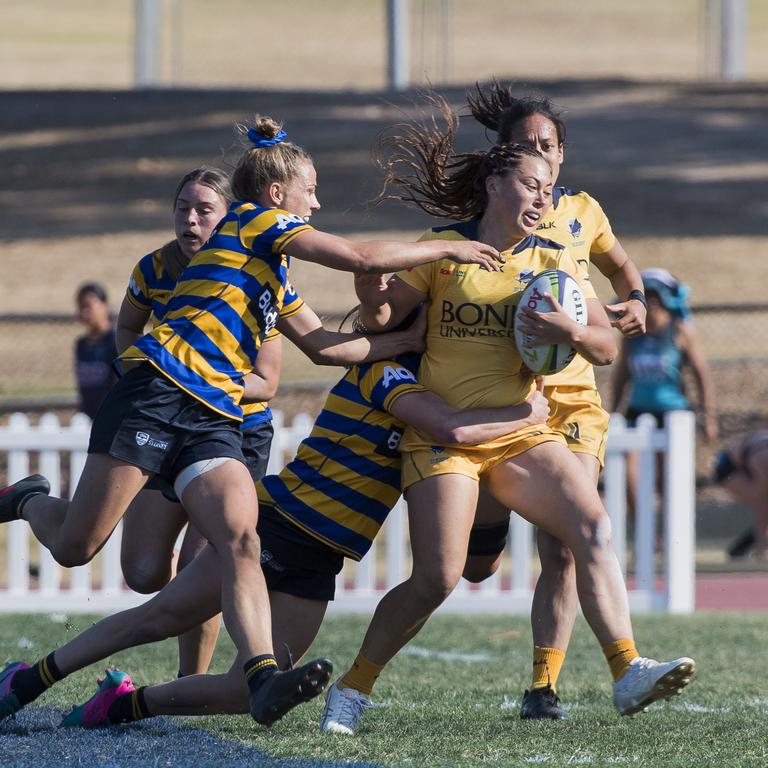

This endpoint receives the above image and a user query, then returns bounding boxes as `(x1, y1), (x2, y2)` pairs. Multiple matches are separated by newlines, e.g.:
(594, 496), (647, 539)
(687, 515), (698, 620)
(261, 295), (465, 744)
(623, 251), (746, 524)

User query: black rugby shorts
(88, 364), (245, 490)
(257, 503), (344, 601)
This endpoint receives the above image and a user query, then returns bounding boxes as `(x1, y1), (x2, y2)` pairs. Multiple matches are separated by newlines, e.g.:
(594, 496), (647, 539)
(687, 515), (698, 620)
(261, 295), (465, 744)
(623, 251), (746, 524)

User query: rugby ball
(514, 269), (588, 375)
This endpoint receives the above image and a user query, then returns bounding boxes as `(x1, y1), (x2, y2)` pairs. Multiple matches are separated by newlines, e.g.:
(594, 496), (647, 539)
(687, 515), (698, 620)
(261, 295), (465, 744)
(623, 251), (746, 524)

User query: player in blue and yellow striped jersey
(116, 167), (291, 679)
(0, 347), (548, 727)
(323, 96), (694, 734)
(1, 114), (505, 727)
(464, 84), (653, 719)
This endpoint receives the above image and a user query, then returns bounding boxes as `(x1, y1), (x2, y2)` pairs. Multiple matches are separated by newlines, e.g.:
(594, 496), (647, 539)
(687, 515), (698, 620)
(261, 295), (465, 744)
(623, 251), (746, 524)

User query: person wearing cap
(611, 268), (718, 527)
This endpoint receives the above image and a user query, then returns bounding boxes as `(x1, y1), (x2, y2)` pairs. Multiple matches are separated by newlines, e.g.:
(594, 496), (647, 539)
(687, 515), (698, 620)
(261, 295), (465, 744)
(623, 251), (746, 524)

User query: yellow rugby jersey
(117, 202), (311, 420)
(537, 187), (615, 388)
(399, 220), (596, 411)
(257, 354), (425, 560)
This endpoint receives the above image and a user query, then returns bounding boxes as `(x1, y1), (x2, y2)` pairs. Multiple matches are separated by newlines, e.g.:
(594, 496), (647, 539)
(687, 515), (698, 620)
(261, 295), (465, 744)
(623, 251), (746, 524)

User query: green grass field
(1, 612), (766, 766)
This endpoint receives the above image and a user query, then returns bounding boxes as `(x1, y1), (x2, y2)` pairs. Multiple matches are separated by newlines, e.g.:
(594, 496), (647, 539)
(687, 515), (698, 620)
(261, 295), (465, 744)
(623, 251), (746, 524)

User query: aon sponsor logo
(275, 213), (305, 230)
(382, 365), (416, 388)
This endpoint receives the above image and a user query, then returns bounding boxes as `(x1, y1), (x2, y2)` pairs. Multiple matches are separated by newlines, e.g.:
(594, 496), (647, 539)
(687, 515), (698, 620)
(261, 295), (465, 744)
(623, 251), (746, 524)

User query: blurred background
(1, 0), (767, 566)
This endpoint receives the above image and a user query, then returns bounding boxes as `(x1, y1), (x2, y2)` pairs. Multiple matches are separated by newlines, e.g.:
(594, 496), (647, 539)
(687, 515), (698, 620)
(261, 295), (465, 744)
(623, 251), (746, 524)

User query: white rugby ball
(514, 269), (588, 374)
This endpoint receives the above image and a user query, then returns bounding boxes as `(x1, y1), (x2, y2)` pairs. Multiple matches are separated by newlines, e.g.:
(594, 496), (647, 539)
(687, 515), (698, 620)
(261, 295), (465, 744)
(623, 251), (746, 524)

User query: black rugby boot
(0, 474), (50, 524)
(520, 685), (570, 720)
(250, 658), (333, 727)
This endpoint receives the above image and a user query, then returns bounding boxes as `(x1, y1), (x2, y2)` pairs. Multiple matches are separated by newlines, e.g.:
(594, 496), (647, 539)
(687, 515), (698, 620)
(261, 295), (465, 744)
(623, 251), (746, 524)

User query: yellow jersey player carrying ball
(321, 95), (694, 736)
(463, 81), (650, 720)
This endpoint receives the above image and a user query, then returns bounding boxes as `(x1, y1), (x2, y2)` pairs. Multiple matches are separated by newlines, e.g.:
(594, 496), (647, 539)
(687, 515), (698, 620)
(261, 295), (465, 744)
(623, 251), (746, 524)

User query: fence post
(634, 414), (657, 595)
(38, 413), (63, 594)
(510, 514), (533, 594)
(663, 411), (696, 613)
(604, 413), (628, 575)
(7, 413), (31, 595)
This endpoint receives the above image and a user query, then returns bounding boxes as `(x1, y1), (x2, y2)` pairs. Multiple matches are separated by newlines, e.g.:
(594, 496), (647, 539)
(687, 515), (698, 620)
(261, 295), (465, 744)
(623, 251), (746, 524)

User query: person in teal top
(611, 268), (717, 439)
(611, 268), (718, 527)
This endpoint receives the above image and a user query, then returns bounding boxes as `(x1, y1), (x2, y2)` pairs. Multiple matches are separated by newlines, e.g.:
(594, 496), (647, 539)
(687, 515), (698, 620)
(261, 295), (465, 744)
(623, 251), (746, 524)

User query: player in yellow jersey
(0, 116), (502, 728)
(321, 96), (695, 734)
(0, 349), (550, 727)
(462, 82), (651, 719)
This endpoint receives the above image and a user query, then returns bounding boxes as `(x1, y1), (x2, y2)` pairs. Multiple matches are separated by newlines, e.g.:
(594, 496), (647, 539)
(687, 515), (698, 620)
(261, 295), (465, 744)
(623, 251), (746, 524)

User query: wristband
(628, 289), (647, 307)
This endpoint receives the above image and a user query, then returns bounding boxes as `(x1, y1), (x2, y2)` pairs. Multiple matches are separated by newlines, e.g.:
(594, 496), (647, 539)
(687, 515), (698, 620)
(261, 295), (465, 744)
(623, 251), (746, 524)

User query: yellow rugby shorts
(400, 423), (565, 490)
(544, 385), (610, 466)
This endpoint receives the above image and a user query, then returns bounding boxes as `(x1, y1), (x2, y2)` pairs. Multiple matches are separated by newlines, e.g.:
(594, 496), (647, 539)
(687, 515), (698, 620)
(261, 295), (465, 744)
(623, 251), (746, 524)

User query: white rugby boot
(613, 656), (696, 716)
(320, 680), (372, 735)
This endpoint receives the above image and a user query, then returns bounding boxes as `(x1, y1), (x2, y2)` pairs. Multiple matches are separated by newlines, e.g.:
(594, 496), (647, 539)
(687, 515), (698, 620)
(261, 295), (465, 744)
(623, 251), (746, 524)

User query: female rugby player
(320, 97), (695, 735)
(115, 167), (282, 679)
(462, 83), (651, 719)
(0, 116), (501, 727)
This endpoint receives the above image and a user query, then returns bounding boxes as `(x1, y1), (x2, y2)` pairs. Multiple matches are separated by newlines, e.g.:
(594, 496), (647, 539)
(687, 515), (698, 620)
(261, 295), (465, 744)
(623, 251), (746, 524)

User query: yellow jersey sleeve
(582, 193), (616, 255)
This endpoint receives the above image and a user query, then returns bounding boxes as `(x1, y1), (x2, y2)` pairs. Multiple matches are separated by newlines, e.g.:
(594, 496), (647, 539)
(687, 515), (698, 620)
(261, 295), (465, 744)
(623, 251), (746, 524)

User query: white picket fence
(0, 409), (696, 614)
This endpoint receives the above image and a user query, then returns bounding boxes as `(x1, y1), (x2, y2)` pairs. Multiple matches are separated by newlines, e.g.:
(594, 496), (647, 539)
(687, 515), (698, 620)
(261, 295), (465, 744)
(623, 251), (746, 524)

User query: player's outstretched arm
(284, 229), (502, 275)
(277, 303), (424, 366)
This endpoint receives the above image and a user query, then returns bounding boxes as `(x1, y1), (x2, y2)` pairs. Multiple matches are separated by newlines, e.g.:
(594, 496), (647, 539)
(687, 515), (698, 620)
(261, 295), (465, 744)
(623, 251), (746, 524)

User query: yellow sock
(531, 646), (566, 691)
(602, 639), (639, 682)
(340, 654), (384, 696)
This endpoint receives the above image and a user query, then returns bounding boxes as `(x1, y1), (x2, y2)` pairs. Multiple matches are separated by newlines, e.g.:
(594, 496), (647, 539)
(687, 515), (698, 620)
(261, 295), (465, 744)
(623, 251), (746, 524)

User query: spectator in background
(74, 282), (116, 419)
(713, 431), (768, 561)
(611, 268), (718, 518)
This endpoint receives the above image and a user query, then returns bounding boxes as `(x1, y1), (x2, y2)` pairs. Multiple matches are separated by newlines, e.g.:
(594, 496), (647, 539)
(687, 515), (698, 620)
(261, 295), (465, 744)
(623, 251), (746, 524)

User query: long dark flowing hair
(466, 79), (567, 146)
(374, 93), (544, 221)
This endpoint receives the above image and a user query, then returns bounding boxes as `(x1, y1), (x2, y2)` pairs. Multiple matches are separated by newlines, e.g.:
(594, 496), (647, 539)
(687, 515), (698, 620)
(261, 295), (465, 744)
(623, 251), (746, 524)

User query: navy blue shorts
(257, 504), (344, 602)
(146, 420), (274, 502)
(88, 364), (245, 491)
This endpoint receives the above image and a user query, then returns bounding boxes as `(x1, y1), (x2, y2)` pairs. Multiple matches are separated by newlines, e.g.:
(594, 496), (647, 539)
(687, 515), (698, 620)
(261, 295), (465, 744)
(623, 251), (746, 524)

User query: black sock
(106, 686), (152, 724)
(11, 653), (65, 706)
(17, 492), (44, 520)
(243, 654), (279, 695)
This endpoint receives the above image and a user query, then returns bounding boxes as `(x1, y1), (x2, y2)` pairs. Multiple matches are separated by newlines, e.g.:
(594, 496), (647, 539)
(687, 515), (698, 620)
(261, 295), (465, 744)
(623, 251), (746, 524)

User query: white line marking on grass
(670, 702), (732, 714)
(401, 645), (494, 663)
(501, 695), (519, 710)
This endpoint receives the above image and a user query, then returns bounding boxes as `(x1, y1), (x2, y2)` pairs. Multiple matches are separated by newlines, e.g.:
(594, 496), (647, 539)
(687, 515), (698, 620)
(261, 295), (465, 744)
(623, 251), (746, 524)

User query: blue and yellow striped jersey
(257, 354), (425, 560)
(117, 202), (311, 421)
(123, 247), (304, 427)
(242, 281), (304, 428)
(125, 248), (178, 325)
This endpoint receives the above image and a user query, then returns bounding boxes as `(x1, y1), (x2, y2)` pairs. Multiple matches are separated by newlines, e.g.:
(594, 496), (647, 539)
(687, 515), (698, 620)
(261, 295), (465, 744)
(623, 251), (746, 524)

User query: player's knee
(462, 555), (501, 583)
(537, 533), (575, 576)
(214, 526), (260, 561)
(577, 512), (614, 558)
(122, 561), (170, 594)
(463, 521), (509, 582)
(53, 538), (98, 568)
(411, 565), (462, 608)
